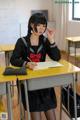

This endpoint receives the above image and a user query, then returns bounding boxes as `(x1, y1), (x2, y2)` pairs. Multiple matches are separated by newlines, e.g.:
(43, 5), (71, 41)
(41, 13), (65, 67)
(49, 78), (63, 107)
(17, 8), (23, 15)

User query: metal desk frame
(66, 37), (80, 65)
(20, 70), (78, 120)
(18, 59), (80, 120)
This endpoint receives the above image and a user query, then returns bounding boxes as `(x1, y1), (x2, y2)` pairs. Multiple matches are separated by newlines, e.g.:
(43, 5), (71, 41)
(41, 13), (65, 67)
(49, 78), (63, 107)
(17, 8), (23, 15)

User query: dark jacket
(10, 35), (61, 67)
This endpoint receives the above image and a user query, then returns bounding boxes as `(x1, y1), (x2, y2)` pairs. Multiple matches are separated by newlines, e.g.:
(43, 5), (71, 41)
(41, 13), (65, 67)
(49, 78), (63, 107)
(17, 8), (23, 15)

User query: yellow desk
(0, 67), (17, 120)
(0, 44), (15, 66)
(0, 44), (15, 107)
(66, 37), (80, 64)
(18, 59), (80, 120)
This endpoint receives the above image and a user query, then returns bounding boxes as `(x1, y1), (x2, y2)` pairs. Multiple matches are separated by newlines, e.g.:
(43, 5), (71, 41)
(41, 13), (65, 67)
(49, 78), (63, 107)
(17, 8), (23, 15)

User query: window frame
(72, 0), (80, 20)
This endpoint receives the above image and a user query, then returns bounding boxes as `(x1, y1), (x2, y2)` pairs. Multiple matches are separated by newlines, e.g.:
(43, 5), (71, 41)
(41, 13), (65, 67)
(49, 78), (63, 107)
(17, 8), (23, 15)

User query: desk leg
(60, 86), (62, 120)
(74, 43), (77, 65)
(6, 82), (13, 120)
(67, 41), (70, 61)
(18, 81), (25, 120)
(73, 74), (77, 120)
(23, 80), (31, 120)
(5, 51), (14, 97)
(5, 52), (10, 66)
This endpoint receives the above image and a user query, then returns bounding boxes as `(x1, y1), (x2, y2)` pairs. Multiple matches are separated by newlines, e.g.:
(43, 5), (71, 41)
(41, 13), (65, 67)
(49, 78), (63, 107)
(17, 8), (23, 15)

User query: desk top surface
(0, 44), (15, 52)
(18, 59), (80, 80)
(0, 60), (80, 82)
(0, 67), (17, 83)
(66, 37), (80, 42)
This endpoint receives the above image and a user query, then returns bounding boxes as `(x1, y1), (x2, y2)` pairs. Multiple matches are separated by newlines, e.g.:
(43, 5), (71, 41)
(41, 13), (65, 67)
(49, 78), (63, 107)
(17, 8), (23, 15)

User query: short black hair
(29, 13), (47, 25)
(27, 13), (47, 37)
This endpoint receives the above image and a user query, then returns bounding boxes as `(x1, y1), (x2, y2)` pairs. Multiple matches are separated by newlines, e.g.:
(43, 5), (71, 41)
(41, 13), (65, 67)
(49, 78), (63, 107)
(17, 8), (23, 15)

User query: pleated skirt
(21, 83), (57, 112)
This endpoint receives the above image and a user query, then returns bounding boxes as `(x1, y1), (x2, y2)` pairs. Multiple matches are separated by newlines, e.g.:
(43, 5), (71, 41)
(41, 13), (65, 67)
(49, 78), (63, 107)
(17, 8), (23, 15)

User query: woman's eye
(37, 24), (41, 26)
(37, 24), (46, 27)
(43, 25), (46, 27)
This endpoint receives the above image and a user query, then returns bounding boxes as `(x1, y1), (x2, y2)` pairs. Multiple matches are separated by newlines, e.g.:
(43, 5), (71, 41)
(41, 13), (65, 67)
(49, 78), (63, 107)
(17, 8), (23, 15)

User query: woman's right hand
(27, 62), (37, 70)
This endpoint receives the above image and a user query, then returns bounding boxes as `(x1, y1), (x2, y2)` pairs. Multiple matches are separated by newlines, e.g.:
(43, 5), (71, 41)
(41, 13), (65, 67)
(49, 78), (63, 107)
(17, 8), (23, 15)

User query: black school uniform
(10, 35), (61, 112)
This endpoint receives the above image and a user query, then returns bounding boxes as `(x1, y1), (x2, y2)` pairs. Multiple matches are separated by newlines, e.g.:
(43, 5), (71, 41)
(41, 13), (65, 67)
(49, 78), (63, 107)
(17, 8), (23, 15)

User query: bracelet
(49, 39), (55, 44)
(50, 42), (56, 48)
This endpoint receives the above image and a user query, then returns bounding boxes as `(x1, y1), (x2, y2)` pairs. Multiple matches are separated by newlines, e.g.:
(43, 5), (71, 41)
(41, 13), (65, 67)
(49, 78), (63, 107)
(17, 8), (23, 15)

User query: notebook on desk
(33, 61), (63, 70)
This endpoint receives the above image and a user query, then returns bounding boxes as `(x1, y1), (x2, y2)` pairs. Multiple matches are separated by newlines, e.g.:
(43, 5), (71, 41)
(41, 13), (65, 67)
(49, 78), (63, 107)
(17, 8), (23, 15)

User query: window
(72, 0), (80, 20)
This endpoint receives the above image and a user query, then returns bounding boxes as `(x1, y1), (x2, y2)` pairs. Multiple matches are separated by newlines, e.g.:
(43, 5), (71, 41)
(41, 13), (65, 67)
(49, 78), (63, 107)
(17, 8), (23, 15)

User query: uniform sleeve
(45, 39), (61, 61)
(10, 38), (26, 67)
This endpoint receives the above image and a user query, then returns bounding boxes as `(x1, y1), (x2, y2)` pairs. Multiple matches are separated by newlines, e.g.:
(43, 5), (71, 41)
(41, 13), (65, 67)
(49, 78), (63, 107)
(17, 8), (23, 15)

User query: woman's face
(32, 23), (46, 36)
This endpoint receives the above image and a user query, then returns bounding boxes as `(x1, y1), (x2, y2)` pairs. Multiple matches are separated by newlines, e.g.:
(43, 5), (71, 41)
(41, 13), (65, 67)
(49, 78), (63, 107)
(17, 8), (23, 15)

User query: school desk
(0, 44), (15, 66)
(17, 59), (80, 120)
(66, 36), (80, 64)
(0, 44), (15, 96)
(0, 67), (17, 120)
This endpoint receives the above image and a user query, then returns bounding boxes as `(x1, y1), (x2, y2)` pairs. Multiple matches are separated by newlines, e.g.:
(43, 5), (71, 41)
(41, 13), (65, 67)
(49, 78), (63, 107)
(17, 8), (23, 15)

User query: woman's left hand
(47, 28), (56, 44)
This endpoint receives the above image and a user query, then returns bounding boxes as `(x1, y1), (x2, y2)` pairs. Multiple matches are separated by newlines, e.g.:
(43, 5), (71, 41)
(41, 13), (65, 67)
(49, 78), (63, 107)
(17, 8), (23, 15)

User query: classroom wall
(0, 0), (80, 50)
(67, 21), (80, 36)
(67, 3), (80, 37)
(52, 2), (80, 50)
(0, 0), (53, 44)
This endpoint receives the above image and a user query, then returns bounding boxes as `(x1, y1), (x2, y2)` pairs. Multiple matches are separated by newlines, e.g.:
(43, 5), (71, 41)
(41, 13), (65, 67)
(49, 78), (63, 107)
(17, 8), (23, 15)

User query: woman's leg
(44, 109), (56, 120)
(31, 112), (41, 120)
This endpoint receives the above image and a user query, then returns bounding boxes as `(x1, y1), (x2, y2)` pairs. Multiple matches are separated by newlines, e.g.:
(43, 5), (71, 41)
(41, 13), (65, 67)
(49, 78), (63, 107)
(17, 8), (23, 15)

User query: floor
(0, 51), (80, 120)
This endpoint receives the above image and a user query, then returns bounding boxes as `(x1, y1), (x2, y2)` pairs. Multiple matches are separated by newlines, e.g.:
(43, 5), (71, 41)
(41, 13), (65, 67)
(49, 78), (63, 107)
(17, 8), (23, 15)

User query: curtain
(52, 0), (68, 50)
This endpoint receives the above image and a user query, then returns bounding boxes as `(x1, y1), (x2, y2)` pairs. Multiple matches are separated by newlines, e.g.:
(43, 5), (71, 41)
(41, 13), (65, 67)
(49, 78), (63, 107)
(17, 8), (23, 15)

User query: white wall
(67, 21), (80, 55)
(67, 6), (80, 53)
(67, 21), (80, 36)
(0, 0), (53, 44)
(0, 0), (80, 49)
(0, 0), (19, 44)
(67, 2), (80, 37)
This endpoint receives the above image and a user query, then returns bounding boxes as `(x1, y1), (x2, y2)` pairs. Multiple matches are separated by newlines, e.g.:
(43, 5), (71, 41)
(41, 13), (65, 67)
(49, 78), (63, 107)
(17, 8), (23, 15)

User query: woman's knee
(31, 112), (41, 120)
(44, 109), (56, 120)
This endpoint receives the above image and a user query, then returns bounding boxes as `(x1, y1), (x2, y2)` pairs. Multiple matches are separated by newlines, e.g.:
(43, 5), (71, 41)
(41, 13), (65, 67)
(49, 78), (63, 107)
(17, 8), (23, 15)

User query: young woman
(10, 13), (61, 120)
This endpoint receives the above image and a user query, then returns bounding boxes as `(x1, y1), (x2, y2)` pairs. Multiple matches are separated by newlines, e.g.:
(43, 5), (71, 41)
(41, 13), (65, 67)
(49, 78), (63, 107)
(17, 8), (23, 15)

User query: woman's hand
(27, 62), (37, 70)
(47, 28), (56, 44)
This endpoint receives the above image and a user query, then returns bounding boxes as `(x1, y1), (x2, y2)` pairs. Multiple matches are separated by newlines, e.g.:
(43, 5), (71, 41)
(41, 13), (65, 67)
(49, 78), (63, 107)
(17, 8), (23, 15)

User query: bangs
(34, 16), (47, 26)
(30, 13), (47, 26)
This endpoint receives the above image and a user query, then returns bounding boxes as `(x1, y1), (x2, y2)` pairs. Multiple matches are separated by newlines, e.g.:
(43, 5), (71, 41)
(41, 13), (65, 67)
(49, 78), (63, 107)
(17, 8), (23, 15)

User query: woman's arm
(45, 29), (61, 61)
(10, 38), (26, 67)
(46, 40), (61, 61)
